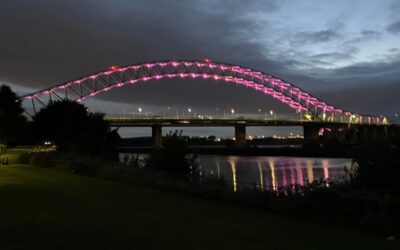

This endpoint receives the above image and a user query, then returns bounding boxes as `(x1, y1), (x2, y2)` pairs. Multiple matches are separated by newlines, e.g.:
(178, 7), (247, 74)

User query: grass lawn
(0, 164), (399, 250)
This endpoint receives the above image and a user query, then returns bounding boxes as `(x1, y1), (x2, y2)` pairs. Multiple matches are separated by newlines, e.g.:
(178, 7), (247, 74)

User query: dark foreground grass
(0, 165), (398, 250)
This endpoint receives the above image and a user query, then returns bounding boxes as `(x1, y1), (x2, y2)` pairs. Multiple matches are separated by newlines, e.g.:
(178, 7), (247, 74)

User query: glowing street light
(188, 107), (192, 113)
(269, 110), (274, 116)
(231, 109), (235, 115)
(138, 107), (142, 115)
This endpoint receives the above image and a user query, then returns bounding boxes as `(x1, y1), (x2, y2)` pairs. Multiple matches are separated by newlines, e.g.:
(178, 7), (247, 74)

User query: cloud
(291, 29), (341, 45)
(387, 20), (400, 34)
(0, 0), (283, 87)
(360, 30), (381, 38)
(0, 0), (399, 119)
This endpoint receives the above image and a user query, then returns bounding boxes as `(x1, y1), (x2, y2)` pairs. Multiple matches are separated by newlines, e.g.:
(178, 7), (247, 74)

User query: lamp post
(138, 107), (142, 117)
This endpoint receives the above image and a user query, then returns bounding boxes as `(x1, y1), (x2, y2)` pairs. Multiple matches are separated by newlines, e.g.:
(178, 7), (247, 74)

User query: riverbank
(0, 164), (398, 250)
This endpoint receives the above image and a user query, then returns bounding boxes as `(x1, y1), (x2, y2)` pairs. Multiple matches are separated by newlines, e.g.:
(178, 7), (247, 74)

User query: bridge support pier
(152, 124), (163, 148)
(353, 125), (389, 144)
(303, 123), (320, 146)
(234, 124), (246, 148)
(357, 126), (369, 144)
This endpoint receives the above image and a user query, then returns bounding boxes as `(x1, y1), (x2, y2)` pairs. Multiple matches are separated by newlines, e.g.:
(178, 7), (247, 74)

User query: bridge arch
(19, 60), (382, 124)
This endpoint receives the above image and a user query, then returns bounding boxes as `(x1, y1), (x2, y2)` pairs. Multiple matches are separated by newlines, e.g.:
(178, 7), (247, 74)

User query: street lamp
(138, 107), (142, 115)
(231, 109), (235, 115)
(269, 110), (275, 119)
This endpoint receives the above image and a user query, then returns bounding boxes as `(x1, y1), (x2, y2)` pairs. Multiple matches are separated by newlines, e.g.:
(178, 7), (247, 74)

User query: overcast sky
(0, 0), (399, 122)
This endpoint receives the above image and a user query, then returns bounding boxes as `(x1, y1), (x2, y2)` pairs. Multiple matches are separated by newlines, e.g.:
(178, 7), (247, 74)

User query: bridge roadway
(106, 117), (382, 148)
(106, 117), (344, 127)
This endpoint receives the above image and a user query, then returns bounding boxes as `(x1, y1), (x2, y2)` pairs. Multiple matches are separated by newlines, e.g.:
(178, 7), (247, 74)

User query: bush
(18, 152), (33, 164)
(145, 130), (197, 175)
(69, 159), (102, 176)
(30, 153), (56, 168)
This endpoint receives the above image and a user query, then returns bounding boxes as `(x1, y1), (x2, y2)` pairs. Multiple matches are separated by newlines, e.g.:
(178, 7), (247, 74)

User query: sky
(0, 0), (399, 130)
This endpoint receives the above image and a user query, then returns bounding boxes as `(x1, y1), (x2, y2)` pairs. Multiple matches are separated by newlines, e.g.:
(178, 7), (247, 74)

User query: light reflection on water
(197, 155), (354, 191)
(119, 153), (354, 192)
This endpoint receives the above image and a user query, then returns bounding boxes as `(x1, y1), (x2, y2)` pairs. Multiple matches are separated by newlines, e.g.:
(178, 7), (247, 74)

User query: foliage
(69, 159), (101, 176)
(0, 85), (27, 145)
(351, 145), (400, 197)
(33, 100), (120, 159)
(145, 130), (197, 175)
(18, 152), (56, 168)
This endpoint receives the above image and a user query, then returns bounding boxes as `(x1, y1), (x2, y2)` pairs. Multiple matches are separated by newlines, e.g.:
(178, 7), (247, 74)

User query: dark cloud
(387, 20), (400, 34)
(360, 30), (381, 38)
(309, 47), (358, 65)
(0, 0), (282, 86)
(0, 0), (399, 120)
(291, 30), (341, 45)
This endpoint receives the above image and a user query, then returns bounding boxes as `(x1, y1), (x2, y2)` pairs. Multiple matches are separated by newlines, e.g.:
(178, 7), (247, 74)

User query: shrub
(30, 153), (56, 168)
(18, 152), (33, 164)
(69, 159), (102, 176)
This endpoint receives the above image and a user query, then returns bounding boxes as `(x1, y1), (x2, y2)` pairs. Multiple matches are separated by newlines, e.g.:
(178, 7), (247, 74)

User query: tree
(0, 85), (27, 146)
(146, 130), (196, 175)
(33, 100), (120, 159)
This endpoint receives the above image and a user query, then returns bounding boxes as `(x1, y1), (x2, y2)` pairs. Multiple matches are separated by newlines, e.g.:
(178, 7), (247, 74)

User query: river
(196, 155), (354, 191)
(120, 153), (354, 192)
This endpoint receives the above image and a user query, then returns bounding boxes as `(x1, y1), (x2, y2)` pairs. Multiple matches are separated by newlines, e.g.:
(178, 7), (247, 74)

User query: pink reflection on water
(281, 168), (287, 187)
(290, 168), (296, 186)
(297, 167), (304, 186)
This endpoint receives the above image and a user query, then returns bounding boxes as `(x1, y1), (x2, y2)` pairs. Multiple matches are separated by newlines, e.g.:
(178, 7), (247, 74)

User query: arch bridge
(17, 60), (392, 147)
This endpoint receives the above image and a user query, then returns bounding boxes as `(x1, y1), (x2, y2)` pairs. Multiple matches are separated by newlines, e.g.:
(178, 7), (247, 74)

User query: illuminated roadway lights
(231, 109), (235, 117)
(18, 60), (379, 123)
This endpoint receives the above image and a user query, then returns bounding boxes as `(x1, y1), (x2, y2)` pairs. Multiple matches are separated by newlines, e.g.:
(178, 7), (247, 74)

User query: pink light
(157, 62), (168, 67)
(145, 63), (155, 68)
(20, 60), (378, 122)
(220, 66), (230, 70)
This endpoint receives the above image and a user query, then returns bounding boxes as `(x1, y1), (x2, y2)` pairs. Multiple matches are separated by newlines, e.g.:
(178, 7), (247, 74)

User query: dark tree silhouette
(33, 100), (120, 159)
(146, 130), (196, 175)
(0, 85), (27, 146)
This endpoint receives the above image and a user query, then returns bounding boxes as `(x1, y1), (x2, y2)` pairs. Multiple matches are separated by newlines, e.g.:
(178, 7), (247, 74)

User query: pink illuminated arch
(18, 60), (381, 124)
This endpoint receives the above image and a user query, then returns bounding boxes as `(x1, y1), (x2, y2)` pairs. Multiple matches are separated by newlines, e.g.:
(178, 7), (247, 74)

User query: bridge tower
(303, 123), (320, 146)
(234, 124), (247, 148)
(152, 124), (163, 148)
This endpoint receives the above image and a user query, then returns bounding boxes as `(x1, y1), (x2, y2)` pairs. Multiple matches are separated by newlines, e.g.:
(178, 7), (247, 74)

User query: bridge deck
(106, 117), (351, 127)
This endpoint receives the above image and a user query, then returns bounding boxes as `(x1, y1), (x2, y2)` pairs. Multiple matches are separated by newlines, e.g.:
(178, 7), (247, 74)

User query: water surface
(197, 155), (353, 191)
